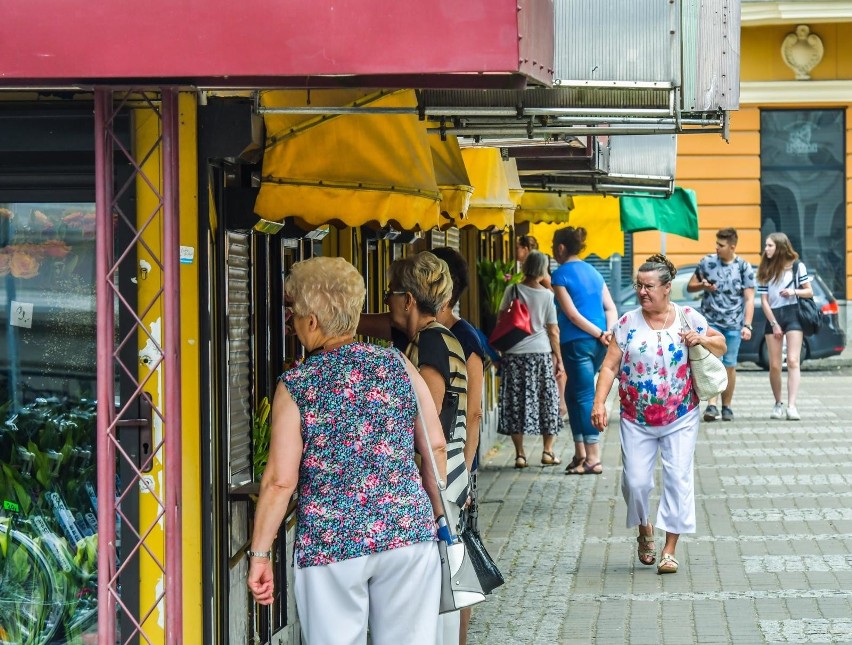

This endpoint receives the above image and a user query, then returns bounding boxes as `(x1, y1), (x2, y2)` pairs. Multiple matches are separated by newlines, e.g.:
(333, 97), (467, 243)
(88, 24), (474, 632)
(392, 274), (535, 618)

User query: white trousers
(438, 611), (460, 645)
(619, 407), (700, 534)
(294, 541), (441, 645)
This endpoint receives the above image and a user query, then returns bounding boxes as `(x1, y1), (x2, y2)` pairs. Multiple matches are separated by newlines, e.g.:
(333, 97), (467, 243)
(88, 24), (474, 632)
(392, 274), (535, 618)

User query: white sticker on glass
(10, 301), (33, 328)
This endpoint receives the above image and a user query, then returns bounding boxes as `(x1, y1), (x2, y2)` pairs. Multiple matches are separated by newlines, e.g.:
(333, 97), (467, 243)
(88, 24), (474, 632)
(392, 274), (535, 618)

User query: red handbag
(488, 285), (532, 351)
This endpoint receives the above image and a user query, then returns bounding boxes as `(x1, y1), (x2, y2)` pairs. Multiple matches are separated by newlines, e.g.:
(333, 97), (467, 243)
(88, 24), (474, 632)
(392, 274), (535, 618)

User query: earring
(405, 307), (409, 312)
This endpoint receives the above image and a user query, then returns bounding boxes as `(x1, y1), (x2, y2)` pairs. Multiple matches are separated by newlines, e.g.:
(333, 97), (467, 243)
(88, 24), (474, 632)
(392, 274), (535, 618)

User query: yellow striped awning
(254, 89), (442, 231)
(529, 195), (624, 258)
(429, 131), (473, 228)
(515, 191), (574, 225)
(459, 148), (515, 230)
(504, 159), (525, 208)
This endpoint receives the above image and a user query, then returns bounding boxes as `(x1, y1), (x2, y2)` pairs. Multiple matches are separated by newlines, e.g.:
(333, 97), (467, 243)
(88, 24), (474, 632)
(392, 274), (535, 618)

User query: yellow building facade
(635, 12), (852, 304)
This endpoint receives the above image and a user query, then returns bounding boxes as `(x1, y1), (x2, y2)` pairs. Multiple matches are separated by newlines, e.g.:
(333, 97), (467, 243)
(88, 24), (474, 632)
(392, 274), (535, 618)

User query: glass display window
(0, 201), (98, 643)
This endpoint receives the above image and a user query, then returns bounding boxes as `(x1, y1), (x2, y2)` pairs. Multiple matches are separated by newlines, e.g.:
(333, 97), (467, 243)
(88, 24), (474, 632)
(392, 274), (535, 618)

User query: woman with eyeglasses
(357, 251), (471, 643)
(591, 254), (725, 574)
(551, 226), (618, 475)
(247, 257), (448, 643)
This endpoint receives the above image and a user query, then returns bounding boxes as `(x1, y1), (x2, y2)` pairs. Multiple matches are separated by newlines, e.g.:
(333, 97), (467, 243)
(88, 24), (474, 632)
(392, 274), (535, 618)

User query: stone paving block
(469, 369), (852, 644)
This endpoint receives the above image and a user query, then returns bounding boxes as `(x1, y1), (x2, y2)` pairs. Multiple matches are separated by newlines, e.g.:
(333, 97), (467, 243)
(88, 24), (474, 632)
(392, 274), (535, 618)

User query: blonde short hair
(284, 256), (365, 336)
(387, 251), (453, 315)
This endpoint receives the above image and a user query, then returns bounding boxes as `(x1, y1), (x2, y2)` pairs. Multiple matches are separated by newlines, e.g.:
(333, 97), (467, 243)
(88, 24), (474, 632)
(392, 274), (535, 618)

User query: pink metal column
(95, 87), (118, 644)
(95, 88), (184, 644)
(161, 87), (184, 644)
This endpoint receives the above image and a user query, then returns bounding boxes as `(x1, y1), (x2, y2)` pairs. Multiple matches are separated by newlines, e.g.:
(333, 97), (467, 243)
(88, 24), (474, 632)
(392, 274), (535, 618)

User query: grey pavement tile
(470, 369), (852, 644)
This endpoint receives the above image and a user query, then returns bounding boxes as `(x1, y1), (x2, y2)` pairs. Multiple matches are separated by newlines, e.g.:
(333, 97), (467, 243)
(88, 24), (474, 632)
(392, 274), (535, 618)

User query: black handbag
(460, 528), (504, 595)
(793, 260), (823, 336)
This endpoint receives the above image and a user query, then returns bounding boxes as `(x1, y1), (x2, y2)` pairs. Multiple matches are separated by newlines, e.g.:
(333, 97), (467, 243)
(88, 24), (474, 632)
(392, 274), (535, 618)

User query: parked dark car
(616, 264), (847, 368)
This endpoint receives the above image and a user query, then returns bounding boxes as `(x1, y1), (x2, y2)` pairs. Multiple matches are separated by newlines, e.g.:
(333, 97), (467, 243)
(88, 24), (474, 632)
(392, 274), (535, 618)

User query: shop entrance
(0, 103), (141, 644)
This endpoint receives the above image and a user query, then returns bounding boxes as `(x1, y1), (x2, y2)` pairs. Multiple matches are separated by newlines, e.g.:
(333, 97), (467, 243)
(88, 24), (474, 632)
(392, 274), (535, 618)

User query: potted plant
(476, 259), (523, 334)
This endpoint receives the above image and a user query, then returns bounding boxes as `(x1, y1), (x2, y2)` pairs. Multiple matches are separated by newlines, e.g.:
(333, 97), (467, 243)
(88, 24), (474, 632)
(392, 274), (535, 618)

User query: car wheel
(756, 339), (810, 371)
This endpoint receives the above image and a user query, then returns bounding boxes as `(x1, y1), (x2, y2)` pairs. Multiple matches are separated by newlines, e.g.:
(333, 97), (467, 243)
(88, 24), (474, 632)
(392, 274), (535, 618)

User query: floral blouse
(613, 306), (708, 427)
(280, 342), (435, 568)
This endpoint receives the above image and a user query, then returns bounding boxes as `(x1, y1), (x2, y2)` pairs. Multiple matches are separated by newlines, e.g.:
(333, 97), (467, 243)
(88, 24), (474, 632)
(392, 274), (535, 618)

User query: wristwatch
(743, 323), (753, 331)
(247, 549), (272, 559)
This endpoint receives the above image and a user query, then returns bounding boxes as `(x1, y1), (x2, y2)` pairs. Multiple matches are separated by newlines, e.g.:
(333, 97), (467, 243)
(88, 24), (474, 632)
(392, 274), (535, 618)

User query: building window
(760, 109), (846, 296)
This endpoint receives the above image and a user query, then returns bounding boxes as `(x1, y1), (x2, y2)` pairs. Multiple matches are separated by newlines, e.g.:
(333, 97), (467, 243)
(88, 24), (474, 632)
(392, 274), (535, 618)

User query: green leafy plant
(477, 259), (523, 315)
(252, 397), (272, 481)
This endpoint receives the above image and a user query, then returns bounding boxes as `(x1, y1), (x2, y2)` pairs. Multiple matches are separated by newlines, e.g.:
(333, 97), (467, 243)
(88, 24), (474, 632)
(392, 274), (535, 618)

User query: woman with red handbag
(496, 251), (565, 468)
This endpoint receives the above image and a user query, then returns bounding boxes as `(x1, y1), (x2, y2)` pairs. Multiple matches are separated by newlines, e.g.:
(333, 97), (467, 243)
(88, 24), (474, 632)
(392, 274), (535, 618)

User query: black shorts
(764, 304), (802, 335)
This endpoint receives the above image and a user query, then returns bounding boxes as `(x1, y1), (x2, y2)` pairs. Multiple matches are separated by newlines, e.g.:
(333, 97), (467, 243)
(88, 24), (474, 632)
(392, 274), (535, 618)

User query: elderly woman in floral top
(591, 254), (726, 575)
(247, 256), (448, 644)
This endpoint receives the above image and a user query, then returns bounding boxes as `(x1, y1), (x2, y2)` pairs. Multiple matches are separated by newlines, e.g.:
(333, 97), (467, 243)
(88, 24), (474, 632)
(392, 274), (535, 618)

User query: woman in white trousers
(591, 254), (726, 574)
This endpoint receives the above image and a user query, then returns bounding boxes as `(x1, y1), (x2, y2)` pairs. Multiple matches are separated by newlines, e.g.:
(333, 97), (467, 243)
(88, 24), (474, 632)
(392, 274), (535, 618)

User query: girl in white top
(756, 232), (814, 421)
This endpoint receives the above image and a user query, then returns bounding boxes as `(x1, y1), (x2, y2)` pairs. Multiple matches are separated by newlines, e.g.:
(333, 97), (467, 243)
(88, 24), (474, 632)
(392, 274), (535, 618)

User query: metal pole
(95, 88), (117, 645)
(162, 87), (184, 644)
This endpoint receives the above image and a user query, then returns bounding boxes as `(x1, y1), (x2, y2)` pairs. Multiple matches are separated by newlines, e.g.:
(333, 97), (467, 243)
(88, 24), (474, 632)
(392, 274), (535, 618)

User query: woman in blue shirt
(551, 227), (618, 474)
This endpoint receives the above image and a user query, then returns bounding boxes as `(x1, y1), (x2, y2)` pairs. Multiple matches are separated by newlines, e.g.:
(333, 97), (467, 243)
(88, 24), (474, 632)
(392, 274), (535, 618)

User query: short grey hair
(387, 252), (453, 315)
(284, 256), (365, 336)
(523, 250), (550, 279)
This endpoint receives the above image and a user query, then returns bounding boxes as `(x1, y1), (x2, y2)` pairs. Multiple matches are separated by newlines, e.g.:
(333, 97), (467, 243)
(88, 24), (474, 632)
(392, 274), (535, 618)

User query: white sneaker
(770, 403), (786, 419)
(786, 406), (801, 421)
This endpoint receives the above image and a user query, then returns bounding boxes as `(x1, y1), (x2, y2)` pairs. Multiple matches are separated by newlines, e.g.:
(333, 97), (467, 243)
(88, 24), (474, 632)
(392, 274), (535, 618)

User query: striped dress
(405, 321), (469, 507)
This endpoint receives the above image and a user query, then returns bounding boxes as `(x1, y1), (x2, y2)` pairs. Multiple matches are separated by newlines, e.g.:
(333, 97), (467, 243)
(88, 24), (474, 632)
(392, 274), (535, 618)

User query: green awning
(619, 187), (699, 240)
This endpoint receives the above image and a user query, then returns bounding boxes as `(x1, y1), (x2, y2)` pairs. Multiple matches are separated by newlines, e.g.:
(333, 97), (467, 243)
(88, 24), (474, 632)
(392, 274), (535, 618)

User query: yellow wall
(742, 23), (852, 82)
(637, 24), (852, 299)
(133, 92), (202, 644)
(634, 107), (762, 269)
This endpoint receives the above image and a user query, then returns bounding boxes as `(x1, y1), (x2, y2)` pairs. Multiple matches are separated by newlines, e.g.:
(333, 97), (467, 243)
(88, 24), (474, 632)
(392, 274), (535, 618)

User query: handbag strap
(392, 349), (454, 528)
(792, 260), (803, 299)
(676, 303), (691, 333)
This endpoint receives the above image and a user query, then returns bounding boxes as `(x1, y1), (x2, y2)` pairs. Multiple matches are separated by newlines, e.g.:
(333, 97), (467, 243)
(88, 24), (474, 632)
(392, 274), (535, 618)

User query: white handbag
(393, 351), (486, 614)
(677, 305), (728, 400)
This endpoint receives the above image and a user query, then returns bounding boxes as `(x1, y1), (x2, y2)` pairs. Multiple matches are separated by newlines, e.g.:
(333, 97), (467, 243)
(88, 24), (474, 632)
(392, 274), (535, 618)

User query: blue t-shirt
(550, 260), (606, 344)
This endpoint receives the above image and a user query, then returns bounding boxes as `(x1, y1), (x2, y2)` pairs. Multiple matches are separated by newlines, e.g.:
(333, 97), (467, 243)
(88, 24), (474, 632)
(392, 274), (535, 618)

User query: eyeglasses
(632, 282), (661, 292)
(383, 288), (407, 304)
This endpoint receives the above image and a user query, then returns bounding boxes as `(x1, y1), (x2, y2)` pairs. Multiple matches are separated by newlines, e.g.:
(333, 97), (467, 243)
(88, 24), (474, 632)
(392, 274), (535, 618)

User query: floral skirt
(498, 352), (561, 436)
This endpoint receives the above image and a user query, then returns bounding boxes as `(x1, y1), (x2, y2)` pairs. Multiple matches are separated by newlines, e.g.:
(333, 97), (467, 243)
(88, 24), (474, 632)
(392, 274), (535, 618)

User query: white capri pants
(294, 540), (440, 645)
(619, 407), (700, 534)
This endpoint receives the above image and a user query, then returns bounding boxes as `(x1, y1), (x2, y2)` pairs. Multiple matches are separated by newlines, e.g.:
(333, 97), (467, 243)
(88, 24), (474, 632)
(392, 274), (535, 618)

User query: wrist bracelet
(743, 323), (753, 331)
(247, 549), (272, 559)
(598, 330), (605, 338)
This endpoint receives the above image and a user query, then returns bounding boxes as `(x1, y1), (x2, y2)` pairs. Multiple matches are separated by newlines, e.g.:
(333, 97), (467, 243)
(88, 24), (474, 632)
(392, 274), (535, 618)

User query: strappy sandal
(564, 455), (584, 472)
(514, 455), (528, 469)
(637, 527), (656, 566)
(567, 462), (603, 475)
(657, 553), (679, 574)
(541, 451), (562, 466)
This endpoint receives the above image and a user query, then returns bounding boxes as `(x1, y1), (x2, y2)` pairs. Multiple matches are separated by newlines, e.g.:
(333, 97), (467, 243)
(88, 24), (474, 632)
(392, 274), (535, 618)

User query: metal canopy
(513, 135), (677, 198)
(255, 0), (740, 142)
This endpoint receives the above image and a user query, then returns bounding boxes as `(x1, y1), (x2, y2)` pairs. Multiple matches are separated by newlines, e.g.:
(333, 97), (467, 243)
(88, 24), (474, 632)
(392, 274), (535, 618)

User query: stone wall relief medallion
(781, 25), (824, 80)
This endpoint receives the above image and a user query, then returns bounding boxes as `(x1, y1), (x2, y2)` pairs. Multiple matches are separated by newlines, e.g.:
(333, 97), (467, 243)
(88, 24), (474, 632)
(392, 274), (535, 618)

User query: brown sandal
(541, 451), (562, 466)
(567, 462), (603, 475)
(564, 455), (584, 472)
(514, 455), (528, 469)
(637, 527), (656, 566)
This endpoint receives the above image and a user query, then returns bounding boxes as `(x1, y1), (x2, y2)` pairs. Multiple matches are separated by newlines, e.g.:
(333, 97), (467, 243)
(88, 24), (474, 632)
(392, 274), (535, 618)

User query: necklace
(643, 305), (671, 339)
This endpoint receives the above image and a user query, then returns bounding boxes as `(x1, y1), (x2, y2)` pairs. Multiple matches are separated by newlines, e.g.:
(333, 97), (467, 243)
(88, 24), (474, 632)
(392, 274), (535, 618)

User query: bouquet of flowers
(477, 259), (523, 316)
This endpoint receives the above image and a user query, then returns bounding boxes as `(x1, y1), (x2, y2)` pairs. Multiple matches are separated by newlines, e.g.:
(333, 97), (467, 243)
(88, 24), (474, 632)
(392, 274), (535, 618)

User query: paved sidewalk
(468, 368), (852, 644)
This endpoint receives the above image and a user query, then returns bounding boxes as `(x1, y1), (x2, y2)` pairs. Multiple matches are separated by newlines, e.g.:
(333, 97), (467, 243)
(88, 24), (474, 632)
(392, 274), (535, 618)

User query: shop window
(0, 200), (99, 643)
(760, 109), (846, 296)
